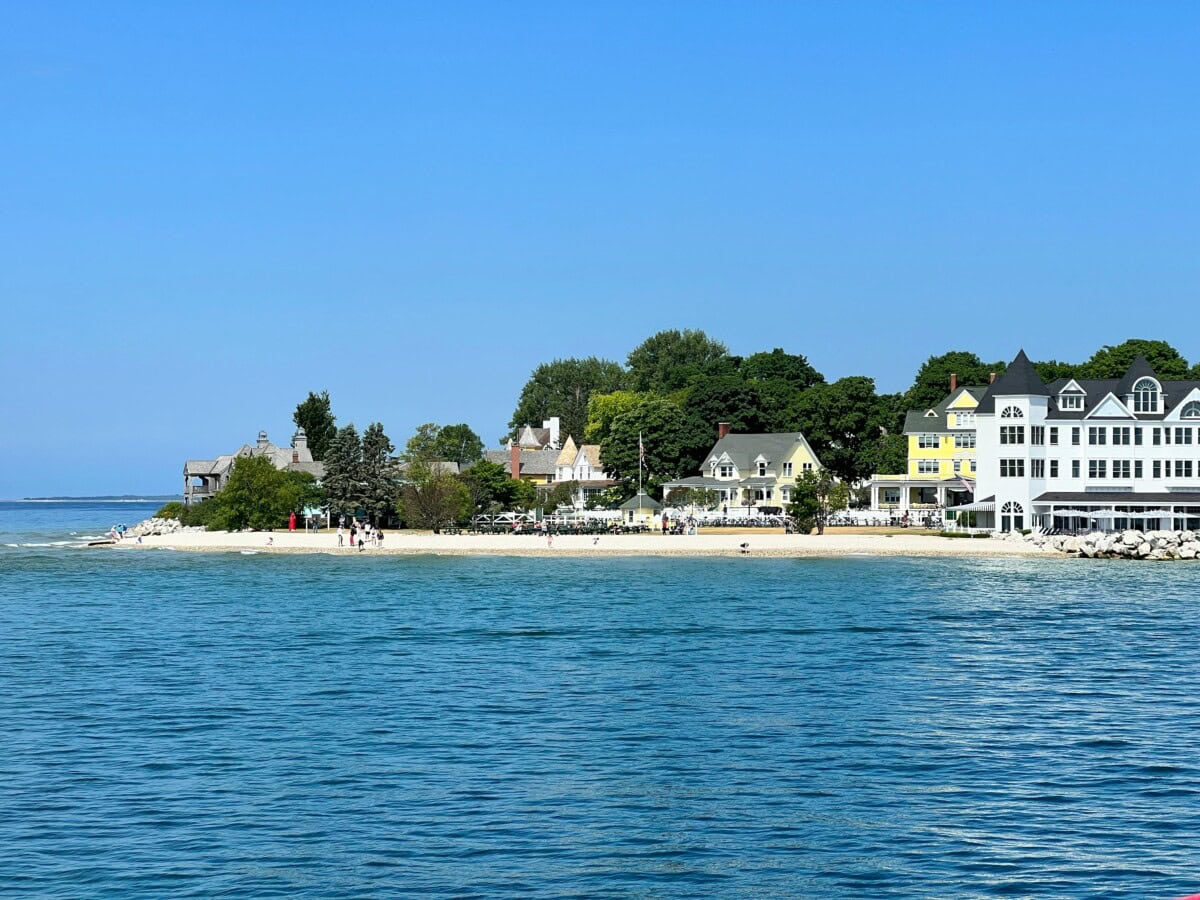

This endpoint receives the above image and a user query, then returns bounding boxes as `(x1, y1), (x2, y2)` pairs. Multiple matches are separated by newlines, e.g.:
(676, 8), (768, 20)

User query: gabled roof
(619, 492), (662, 511)
(555, 436), (578, 466)
(902, 386), (987, 435)
(976, 350), (1049, 414)
(485, 447), (559, 476)
(701, 432), (822, 473)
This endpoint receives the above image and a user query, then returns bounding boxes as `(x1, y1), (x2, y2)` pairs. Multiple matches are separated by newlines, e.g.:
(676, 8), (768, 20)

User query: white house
(968, 350), (1200, 533)
(552, 436), (615, 507)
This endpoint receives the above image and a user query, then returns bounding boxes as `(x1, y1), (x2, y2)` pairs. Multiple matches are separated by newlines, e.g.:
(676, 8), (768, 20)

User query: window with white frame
(1049, 427), (1059, 445)
(1031, 426), (1045, 445)
(1112, 460), (1131, 479)
(1088, 427), (1107, 445)
(1001, 406), (1024, 419)
(1176, 460), (1194, 478)
(1072, 460), (1081, 478)
(1113, 427), (1131, 445)
(954, 412), (976, 428)
(1059, 393), (1084, 411)
(1134, 460), (1143, 478)
(757, 462), (768, 476)
(783, 462), (792, 476)
(916, 460), (939, 475)
(1072, 427), (1081, 445)
(918, 434), (940, 449)
(1133, 378), (1160, 413)
(1153, 460), (1162, 478)
(1177, 428), (1193, 445)
(802, 462), (813, 471)
(955, 433), (976, 449)
(1031, 459), (1045, 478)
(953, 460), (963, 474)
(1049, 459), (1059, 478)
(1089, 460), (1107, 479)
(718, 464), (734, 478)
(1183, 401), (1200, 419)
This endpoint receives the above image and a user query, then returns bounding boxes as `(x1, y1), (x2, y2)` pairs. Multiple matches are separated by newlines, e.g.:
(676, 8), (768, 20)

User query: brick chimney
(292, 449), (299, 463)
(510, 442), (521, 479)
(949, 373), (958, 392)
(989, 372), (997, 384)
(718, 422), (731, 439)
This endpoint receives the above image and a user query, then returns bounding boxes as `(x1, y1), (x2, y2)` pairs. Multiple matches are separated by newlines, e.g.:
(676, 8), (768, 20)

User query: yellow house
(662, 425), (824, 515)
(868, 383), (984, 512)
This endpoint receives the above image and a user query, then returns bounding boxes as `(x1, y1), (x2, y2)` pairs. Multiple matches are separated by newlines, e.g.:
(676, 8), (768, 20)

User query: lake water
(1, 502), (1199, 897)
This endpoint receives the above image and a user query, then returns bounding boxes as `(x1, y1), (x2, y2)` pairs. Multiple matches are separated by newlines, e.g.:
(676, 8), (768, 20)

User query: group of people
(336, 518), (385, 551)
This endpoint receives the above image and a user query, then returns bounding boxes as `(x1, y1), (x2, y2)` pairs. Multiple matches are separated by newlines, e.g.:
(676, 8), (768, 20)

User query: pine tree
(361, 422), (400, 525)
(322, 424), (363, 519)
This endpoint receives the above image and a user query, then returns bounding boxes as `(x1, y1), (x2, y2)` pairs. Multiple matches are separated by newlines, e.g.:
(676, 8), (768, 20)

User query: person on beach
(547, 530), (553, 548)
(350, 523), (356, 546)
(289, 511), (297, 531)
(377, 529), (384, 549)
(337, 524), (344, 547)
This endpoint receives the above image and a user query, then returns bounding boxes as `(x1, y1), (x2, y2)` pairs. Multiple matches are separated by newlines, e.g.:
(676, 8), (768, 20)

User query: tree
(1078, 339), (1190, 379)
(740, 348), (824, 389)
(666, 486), (718, 511)
(292, 391), (337, 461)
(626, 329), (730, 393)
(508, 357), (626, 442)
(213, 455), (321, 531)
(584, 390), (647, 444)
(403, 423), (443, 462)
(322, 424), (364, 519)
(542, 480), (580, 511)
(399, 460), (471, 532)
(789, 469), (848, 535)
(361, 422), (400, 525)
(459, 460), (538, 512)
(1190, 362), (1200, 381)
(904, 351), (1007, 413)
(1033, 359), (1078, 383)
(786, 376), (887, 484)
(680, 375), (766, 437)
(601, 396), (696, 495)
(433, 424), (484, 467)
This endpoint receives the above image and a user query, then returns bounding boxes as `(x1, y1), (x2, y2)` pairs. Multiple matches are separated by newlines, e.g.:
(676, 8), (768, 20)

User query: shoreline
(111, 530), (1056, 559)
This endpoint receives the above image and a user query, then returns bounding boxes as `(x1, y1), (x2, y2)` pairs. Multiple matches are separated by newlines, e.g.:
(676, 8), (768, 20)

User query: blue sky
(2, 2), (1198, 496)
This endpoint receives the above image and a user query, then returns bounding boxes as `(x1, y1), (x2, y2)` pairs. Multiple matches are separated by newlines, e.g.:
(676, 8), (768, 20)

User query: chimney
(546, 416), (561, 448)
(718, 422), (731, 440)
(292, 450), (299, 463)
(949, 373), (958, 392)
(510, 442), (521, 479)
(989, 372), (997, 384)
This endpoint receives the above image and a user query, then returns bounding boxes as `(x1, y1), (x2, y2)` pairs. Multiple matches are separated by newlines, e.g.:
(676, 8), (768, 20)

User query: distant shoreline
(10, 497), (177, 503)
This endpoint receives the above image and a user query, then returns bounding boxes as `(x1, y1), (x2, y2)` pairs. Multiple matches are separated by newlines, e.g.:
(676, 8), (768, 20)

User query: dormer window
(757, 462), (767, 476)
(1059, 394), (1083, 411)
(924, 409), (937, 418)
(1181, 400), (1200, 419)
(1001, 406), (1024, 419)
(718, 464), (734, 478)
(1133, 378), (1160, 413)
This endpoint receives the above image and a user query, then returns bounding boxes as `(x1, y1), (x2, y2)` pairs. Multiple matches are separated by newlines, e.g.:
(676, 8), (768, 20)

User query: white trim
(1083, 392), (1135, 419)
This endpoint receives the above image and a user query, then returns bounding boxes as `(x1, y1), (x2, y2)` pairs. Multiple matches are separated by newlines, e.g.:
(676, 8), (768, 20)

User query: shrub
(155, 501), (185, 520)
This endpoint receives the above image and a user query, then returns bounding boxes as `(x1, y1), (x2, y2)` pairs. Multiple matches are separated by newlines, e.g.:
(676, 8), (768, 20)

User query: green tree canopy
(904, 351), (1007, 412)
(459, 459), (538, 512)
(432, 423), (484, 467)
(626, 329), (730, 393)
(601, 396), (696, 496)
(786, 376), (888, 484)
(399, 460), (471, 532)
(361, 422), (400, 525)
(292, 391), (337, 461)
(508, 357), (626, 442)
(1032, 359), (1078, 383)
(788, 469), (848, 535)
(210, 455), (322, 531)
(403, 423), (443, 463)
(1078, 339), (1190, 379)
(584, 390), (647, 445)
(322, 424), (363, 518)
(680, 374), (766, 438)
(740, 348), (824, 389)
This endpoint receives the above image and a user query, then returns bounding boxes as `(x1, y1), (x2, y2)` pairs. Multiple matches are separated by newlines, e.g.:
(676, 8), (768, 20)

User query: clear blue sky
(3, 2), (1198, 496)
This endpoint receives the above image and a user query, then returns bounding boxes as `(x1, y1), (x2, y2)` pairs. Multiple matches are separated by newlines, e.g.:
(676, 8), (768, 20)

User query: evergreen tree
(361, 422), (400, 525)
(322, 424), (363, 519)
(292, 391), (337, 460)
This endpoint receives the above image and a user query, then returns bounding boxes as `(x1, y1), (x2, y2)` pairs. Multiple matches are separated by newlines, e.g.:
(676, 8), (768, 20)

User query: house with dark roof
(867, 375), (988, 514)
(184, 429), (324, 505)
(969, 350), (1200, 532)
(661, 423), (823, 516)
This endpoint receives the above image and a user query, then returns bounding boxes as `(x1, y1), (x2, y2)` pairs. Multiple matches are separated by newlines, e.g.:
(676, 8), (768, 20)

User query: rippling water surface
(2, 503), (1199, 897)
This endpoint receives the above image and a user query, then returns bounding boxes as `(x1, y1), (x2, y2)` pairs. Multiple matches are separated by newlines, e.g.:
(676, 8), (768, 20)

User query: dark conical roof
(1115, 354), (1158, 395)
(975, 350), (1049, 414)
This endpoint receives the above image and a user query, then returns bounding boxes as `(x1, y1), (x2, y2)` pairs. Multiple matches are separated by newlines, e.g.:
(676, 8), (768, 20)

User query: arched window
(1000, 500), (1024, 533)
(1001, 406), (1024, 419)
(1181, 400), (1200, 419)
(1133, 378), (1159, 413)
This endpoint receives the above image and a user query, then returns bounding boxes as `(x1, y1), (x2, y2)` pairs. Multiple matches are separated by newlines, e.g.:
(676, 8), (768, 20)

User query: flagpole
(638, 431), (643, 496)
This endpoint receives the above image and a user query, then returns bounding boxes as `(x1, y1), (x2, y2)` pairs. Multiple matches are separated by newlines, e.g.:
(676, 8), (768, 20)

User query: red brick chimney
(718, 422), (731, 439)
(989, 372), (997, 384)
(949, 373), (958, 392)
(510, 443), (521, 479)
(292, 450), (299, 463)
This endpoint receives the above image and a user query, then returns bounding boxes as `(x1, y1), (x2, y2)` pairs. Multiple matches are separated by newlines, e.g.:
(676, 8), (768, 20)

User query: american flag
(639, 432), (645, 466)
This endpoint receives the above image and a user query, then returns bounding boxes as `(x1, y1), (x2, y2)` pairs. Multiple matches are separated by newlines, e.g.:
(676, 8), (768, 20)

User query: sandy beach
(113, 529), (1055, 558)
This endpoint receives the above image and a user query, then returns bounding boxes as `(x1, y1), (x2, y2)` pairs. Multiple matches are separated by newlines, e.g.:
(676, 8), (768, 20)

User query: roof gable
(1115, 354), (1158, 396)
(1164, 387), (1200, 421)
(1084, 392), (1135, 419)
(947, 388), (981, 410)
(977, 350), (1049, 414)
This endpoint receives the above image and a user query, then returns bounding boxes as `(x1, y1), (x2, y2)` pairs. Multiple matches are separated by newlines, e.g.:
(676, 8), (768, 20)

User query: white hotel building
(966, 351), (1200, 533)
